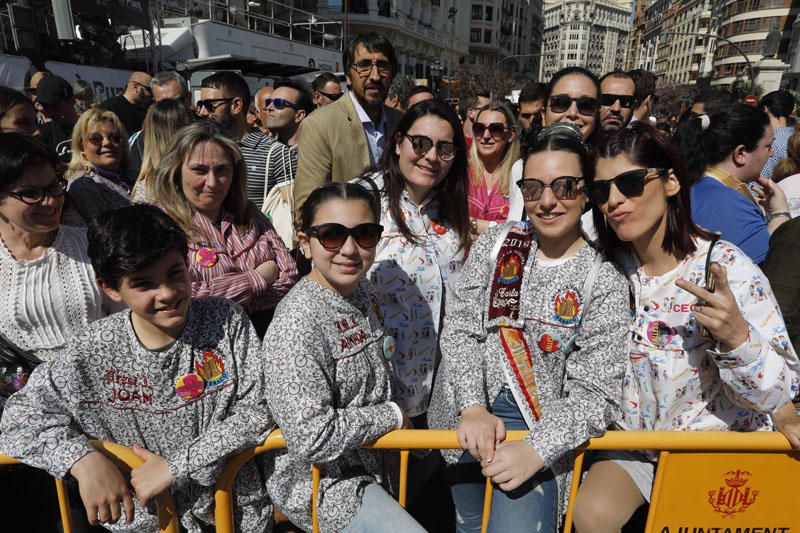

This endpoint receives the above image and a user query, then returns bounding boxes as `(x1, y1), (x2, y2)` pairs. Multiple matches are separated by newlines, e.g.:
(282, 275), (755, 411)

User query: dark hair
(0, 86), (34, 121)
(672, 103), (770, 183)
(343, 32), (398, 77)
(545, 67), (600, 104)
(628, 69), (656, 105)
(523, 125), (594, 184)
(274, 78), (314, 115)
(386, 75), (415, 108)
(312, 72), (340, 92)
(0, 132), (59, 190)
(476, 87), (490, 100)
(299, 182), (380, 232)
(372, 99), (470, 251)
(592, 122), (712, 260)
(201, 71), (251, 107)
(409, 85), (434, 98)
(599, 70), (634, 86)
(760, 90), (796, 120)
(87, 204), (189, 290)
(518, 82), (546, 104)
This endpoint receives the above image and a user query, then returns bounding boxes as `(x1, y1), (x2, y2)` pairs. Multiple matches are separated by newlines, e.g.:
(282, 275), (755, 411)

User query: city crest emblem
(707, 469), (759, 518)
(195, 350), (229, 388)
(497, 252), (523, 285)
(552, 288), (581, 325)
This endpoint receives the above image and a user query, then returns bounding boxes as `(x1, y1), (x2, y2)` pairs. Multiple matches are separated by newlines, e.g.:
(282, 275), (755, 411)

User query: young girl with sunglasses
(572, 122), (800, 533)
(429, 123), (630, 533)
(261, 182), (425, 533)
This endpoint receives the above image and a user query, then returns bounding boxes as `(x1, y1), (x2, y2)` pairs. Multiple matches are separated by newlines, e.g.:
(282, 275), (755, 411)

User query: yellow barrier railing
(215, 429), (799, 533)
(0, 442), (180, 533)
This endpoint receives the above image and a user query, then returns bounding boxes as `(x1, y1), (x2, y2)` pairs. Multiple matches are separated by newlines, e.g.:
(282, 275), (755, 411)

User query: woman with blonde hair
(131, 99), (193, 203)
(63, 106), (132, 226)
(467, 101), (520, 234)
(150, 121), (298, 335)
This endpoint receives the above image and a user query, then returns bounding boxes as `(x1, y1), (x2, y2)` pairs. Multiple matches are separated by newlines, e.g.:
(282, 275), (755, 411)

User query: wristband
(766, 211), (791, 223)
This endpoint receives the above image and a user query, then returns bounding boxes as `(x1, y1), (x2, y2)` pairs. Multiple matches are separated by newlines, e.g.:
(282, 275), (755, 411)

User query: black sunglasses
(86, 132), (123, 146)
(548, 94), (598, 116)
(265, 97), (301, 110)
(3, 178), (67, 205)
(516, 176), (583, 202)
(473, 122), (509, 139)
(307, 222), (384, 250)
(318, 90), (343, 101)
(403, 134), (457, 161)
(196, 98), (234, 113)
(585, 168), (668, 205)
(600, 94), (635, 109)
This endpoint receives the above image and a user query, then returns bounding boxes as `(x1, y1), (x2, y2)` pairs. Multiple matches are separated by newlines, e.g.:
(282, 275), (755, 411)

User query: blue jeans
(341, 483), (427, 533)
(448, 388), (558, 533)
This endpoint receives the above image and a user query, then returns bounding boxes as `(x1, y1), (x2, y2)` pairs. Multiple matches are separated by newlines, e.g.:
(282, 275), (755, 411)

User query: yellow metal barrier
(216, 430), (799, 533)
(0, 442), (180, 533)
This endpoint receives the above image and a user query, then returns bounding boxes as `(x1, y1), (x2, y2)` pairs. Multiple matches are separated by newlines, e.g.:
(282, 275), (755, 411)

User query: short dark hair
(274, 78), (314, 115)
(88, 205), (189, 290)
(592, 122), (712, 260)
(387, 74), (415, 108)
(760, 90), (796, 119)
(299, 182), (380, 232)
(518, 82), (546, 105)
(201, 71), (250, 107)
(409, 85), (434, 98)
(599, 70), (634, 87)
(0, 86), (34, 123)
(343, 32), (398, 77)
(0, 132), (58, 190)
(692, 89), (735, 116)
(312, 72), (340, 92)
(628, 69), (656, 105)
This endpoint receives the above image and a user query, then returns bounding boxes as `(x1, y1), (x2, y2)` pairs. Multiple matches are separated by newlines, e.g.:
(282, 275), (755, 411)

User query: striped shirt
(240, 129), (296, 209)
(188, 210), (299, 311)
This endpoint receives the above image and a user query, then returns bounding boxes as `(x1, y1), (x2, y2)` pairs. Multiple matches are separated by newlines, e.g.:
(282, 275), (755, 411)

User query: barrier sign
(647, 451), (800, 532)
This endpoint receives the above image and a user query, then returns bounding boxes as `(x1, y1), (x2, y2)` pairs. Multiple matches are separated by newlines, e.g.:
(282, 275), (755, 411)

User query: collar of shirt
(705, 166), (758, 205)
(349, 91), (386, 164)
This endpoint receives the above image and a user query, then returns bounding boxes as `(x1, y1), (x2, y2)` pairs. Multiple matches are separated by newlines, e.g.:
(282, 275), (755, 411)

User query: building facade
(541, 0), (632, 81)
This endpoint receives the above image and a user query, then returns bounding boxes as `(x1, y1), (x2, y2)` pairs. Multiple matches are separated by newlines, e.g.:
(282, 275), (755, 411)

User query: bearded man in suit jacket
(294, 32), (403, 218)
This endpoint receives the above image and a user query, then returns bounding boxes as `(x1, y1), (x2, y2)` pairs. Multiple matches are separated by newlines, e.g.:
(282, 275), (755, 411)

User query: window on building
(486, 6), (493, 21)
(470, 28), (481, 42)
(484, 29), (492, 43)
(471, 4), (482, 20)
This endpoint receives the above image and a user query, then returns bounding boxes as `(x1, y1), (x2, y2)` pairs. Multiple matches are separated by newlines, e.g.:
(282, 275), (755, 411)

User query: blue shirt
(349, 92), (386, 165)
(691, 176), (769, 264)
(762, 126), (794, 179)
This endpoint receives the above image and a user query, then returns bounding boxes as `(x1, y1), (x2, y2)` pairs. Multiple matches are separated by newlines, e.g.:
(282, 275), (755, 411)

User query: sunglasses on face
(351, 59), (393, 76)
(585, 168), (668, 205)
(318, 90), (343, 101)
(265, 97), (301, 110)
(86, 132), (123, 146)
(600, 94), (634, 109)
(3, 178), (67, 205)
(196, 98), (234, 113)
(403, 134), (457, 161)
(516, 176), (583, 202)
(519, 112), (537, 120)
(548, 94), (598, 116)
(472, 122), (509, 139)
(307, 222), (384, 250)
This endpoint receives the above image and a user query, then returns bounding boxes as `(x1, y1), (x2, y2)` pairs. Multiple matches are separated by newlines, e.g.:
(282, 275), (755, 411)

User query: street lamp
(430, 61), (443, 97)
(661, 31), (755, 90)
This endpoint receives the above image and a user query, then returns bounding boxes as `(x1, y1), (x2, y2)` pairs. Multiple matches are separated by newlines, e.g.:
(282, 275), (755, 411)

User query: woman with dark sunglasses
(572, 122), (800, 532)
(261, 182), (426, 533)
(507, 67), (600, 223)
(467, 101), (520, 234)
(429, 123), (630, 533)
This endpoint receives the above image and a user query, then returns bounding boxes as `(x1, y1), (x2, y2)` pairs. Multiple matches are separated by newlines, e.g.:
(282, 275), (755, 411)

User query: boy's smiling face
(99, 250), (191, 349)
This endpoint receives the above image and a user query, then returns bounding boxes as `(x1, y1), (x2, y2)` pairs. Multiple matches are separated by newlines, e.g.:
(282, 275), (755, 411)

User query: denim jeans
(341, 482), (427, 533)
(448, 388), (558, 533)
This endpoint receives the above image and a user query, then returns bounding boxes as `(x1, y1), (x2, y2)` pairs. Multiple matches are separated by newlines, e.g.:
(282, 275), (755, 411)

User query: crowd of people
(0, 29), (799, 533)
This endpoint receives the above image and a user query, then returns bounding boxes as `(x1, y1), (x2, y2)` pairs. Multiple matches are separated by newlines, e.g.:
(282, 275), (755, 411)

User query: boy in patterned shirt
(0, 205), (274, 532)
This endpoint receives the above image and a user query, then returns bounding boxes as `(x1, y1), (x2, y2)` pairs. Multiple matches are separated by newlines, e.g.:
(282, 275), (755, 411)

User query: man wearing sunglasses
(295, 32), (403, 220)
(311, 72), (343, 108)
(99, 71), (152, 135)
(598, 71), (635, 132)
(266, 80), (314, 147)
(198, 71), (294, 209)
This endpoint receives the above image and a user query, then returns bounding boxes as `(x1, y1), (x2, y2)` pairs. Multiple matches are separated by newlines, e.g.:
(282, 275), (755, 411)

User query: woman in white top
(772, 126), (800, 218)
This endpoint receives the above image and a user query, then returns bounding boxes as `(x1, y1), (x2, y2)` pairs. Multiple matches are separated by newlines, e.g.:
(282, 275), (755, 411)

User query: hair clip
(699, 114), (710, 130)
(536, 122), (583, 143)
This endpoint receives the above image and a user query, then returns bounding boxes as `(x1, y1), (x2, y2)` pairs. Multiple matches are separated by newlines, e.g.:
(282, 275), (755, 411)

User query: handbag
(261, 142), (297, 250)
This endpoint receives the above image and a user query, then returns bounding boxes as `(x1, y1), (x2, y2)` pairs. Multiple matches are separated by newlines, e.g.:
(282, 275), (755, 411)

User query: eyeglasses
(403, 134), (458, 161)
(600, 94), (634, 109)
(516, 176), (583, 201)
(548, 94), (598, 116)
(472, 122), (510, 139)
(307, 222), (384, 250)
(265, 98), (301, 111)
(86, 132), (123, 146)
(585, 168), (668, 205)
(196, 98), (234, 113)
(2, 178), (67, 205)
(131, 81), (152, 95)
(351, 59), (393, 76)
(318, 90), (343, 102)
